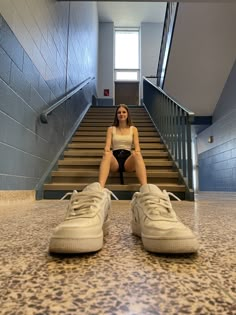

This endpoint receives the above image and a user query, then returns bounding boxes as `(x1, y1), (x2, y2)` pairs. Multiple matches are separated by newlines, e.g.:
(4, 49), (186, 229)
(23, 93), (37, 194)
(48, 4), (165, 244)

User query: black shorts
(113, 149), (131, 184)
(113, 149), (131, 172)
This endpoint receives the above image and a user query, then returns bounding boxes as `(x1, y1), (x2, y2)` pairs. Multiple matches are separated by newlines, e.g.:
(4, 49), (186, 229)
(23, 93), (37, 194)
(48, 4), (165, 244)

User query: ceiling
(97, 2), (167, 27)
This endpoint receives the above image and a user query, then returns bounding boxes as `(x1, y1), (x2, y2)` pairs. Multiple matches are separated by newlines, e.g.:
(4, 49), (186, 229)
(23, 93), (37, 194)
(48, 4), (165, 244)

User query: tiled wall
(198, 136), (236, 191)
(198, 60), (236, 191)
(0, 1), (98, 190)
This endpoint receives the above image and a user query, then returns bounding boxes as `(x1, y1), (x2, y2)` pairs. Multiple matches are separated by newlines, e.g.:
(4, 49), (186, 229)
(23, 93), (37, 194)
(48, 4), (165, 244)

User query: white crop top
(112, 126), (133, 151)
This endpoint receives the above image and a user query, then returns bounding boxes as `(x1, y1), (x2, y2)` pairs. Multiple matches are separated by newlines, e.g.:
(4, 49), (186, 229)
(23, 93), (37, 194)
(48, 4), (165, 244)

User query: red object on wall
(104, 89), (109, 96)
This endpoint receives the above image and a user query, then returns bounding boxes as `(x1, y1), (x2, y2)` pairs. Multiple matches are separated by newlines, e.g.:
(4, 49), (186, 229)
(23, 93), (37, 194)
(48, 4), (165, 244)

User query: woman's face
(117, 106), (128, 123)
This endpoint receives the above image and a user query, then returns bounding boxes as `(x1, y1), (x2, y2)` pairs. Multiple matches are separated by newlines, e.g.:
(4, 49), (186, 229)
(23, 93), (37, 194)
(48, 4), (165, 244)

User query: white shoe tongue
(140, 184), (162, 194)
(83, 182), (102, 192)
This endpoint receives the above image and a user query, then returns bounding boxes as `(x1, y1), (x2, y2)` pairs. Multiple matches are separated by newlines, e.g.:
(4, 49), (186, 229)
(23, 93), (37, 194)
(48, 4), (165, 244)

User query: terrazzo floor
(0, 192), (236, 315)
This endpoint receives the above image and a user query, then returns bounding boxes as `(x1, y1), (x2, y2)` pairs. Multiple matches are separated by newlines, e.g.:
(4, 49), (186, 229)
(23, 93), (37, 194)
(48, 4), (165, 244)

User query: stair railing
(156, 2), (178, 88)
(40, 76), (94, 123)
(143, 76), (194, 200)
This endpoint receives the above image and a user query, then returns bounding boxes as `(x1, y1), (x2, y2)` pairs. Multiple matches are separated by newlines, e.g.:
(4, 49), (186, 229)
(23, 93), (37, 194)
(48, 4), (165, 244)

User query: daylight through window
(114, 29), (140, 81)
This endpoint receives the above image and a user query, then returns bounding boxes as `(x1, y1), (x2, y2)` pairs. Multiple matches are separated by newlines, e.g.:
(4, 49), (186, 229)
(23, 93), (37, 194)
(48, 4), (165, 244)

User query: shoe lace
(104, 188), (119, 201)
(61, 188), (118, 219)
(137, 190), (180, 218)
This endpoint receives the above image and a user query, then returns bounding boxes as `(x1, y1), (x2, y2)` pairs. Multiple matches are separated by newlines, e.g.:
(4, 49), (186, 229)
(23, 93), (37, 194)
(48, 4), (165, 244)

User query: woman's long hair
(112, 104), (132, 127)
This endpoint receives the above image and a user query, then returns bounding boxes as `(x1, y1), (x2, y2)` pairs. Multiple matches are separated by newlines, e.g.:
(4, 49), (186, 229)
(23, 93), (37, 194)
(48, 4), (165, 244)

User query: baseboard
(0, 190), (35, 204)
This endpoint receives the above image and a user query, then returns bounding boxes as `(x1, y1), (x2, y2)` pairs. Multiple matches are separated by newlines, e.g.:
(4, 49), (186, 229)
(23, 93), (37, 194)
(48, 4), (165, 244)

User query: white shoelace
(61, 188), (118, 219)
(135, 190), (180, 218)
(104, 188), (119, 201)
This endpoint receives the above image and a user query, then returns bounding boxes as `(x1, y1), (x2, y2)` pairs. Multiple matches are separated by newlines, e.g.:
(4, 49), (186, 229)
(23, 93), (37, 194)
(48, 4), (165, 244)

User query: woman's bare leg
(124, 151), (147, 186)
(98, 151), (119, 188)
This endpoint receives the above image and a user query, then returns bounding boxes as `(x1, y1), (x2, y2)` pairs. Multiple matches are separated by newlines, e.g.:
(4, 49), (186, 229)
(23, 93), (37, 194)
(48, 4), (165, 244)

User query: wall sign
(104, 89), (109, 96)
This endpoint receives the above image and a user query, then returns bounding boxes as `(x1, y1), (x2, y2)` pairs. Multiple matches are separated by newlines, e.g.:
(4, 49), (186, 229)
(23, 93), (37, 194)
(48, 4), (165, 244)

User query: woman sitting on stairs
(49, 104), (199, 255)
(98, 104), (147, 187)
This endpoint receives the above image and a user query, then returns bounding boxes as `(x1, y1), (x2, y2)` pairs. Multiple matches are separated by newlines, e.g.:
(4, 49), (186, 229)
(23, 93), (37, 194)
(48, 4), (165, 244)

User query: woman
(98, 104), (147, 187)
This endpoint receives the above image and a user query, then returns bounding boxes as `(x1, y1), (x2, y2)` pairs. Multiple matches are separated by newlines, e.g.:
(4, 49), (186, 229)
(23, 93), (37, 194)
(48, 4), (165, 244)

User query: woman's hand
(133, 127), (141, 152)
(104, 127), (112, 153)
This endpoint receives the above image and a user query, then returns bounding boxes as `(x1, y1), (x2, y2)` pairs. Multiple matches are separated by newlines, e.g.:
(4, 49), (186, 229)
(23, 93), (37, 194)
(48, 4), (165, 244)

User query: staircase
(43, 106), (187, 199)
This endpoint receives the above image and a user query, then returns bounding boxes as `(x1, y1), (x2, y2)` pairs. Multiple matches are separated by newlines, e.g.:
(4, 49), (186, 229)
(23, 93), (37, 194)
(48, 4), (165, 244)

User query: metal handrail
(40, 76), (94, 123)
(156, 2), (178, 88)
(145, 77), (194, 116)
(143, 76), (195, 200)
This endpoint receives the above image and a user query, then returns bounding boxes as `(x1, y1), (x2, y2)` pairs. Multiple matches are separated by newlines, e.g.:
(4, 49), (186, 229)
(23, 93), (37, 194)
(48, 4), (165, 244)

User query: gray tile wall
(198, 60), (236, 191)
(0, 2), (98, 190)
(199, 138), (236, 191)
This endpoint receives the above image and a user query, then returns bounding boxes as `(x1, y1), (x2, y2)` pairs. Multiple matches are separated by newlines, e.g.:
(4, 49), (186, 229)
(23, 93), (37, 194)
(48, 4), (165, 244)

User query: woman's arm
(104, 126), (113, 152)
(133, 126), (141, 152)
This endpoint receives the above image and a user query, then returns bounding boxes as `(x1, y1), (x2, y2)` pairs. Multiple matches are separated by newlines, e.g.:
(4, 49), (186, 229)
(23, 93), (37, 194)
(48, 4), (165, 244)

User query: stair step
(63, 150), (169, 158)
(67, 143), (165, 149)
(85, 115), (150, 120)
(88, 107), (146, 111)
(57, 159), (173, 167)
(52, 178), (178, 184)
(52, 170), (178, 184)
(51, 170), (178, 177)
(44, 183), (186, 192)
(74, 131), (159, 137)
(77, 126), (157, 132)
(71, 136), (161, 143)
(84, 115), (151, 120)
(51, 170), (179, 184)
(80, 122), (154, 127)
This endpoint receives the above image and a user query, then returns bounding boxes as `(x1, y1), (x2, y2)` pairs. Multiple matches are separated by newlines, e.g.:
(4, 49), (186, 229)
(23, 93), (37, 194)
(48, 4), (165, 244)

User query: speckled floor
(0, 192), (236, 315)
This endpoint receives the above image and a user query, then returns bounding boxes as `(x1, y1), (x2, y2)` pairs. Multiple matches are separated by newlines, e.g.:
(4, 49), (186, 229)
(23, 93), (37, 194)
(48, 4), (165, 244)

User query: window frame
(114, 28), (140, 82)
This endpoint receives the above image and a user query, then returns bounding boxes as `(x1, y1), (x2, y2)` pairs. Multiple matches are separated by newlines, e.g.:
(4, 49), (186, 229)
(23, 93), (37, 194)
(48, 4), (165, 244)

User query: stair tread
(71, 136), (161, 142)
(80, 122), (154, 126)
(67, 143), (165, 149)
(77, 127), (157, 131)
(59, 158), (170, 162)
(44, 183), (186, 192)
(63, 150), (168, 156)
(52, 170), (178, 177)
(74, 131), (159, 136)
(58, 160), (173, 166)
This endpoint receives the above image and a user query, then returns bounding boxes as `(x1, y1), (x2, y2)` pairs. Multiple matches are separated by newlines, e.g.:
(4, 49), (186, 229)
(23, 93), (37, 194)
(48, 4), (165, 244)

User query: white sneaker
(131, 184), (199, 253)
(49, 182), (115, 253)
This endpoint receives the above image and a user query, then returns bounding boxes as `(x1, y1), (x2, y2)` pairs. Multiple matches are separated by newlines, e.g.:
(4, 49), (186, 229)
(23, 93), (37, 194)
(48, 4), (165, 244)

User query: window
(114, 29), (140, 81)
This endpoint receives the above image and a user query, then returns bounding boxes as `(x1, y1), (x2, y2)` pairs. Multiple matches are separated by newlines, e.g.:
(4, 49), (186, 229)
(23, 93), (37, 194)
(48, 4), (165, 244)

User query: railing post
(186, 114), (194, 190)
(143, 76), (195, 200)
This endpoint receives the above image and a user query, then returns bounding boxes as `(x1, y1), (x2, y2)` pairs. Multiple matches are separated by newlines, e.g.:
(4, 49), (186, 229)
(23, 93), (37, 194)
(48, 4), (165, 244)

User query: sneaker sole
(132, 221), (199, 254)
(142, 236), (199, 254)
(49, 220), (109, 254)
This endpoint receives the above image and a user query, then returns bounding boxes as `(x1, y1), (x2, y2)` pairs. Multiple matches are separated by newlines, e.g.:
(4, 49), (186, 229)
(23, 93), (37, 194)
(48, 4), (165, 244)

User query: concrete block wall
(0, 1), (98, 190)
(198, 60), (236, 191)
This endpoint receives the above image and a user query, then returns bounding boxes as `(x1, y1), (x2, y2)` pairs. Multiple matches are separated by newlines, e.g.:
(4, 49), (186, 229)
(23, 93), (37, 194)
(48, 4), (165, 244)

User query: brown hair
(112, 104), (133, 127)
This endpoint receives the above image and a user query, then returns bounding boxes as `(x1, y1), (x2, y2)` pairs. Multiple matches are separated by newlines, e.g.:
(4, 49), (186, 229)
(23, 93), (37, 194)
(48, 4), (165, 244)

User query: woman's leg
(124, 151), (147, 186)
(98, 151), (119, 188)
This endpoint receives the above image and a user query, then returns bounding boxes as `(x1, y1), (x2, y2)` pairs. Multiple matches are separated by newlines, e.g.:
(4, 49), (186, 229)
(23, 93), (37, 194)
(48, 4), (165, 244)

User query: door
(115, 81), (139, 105)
